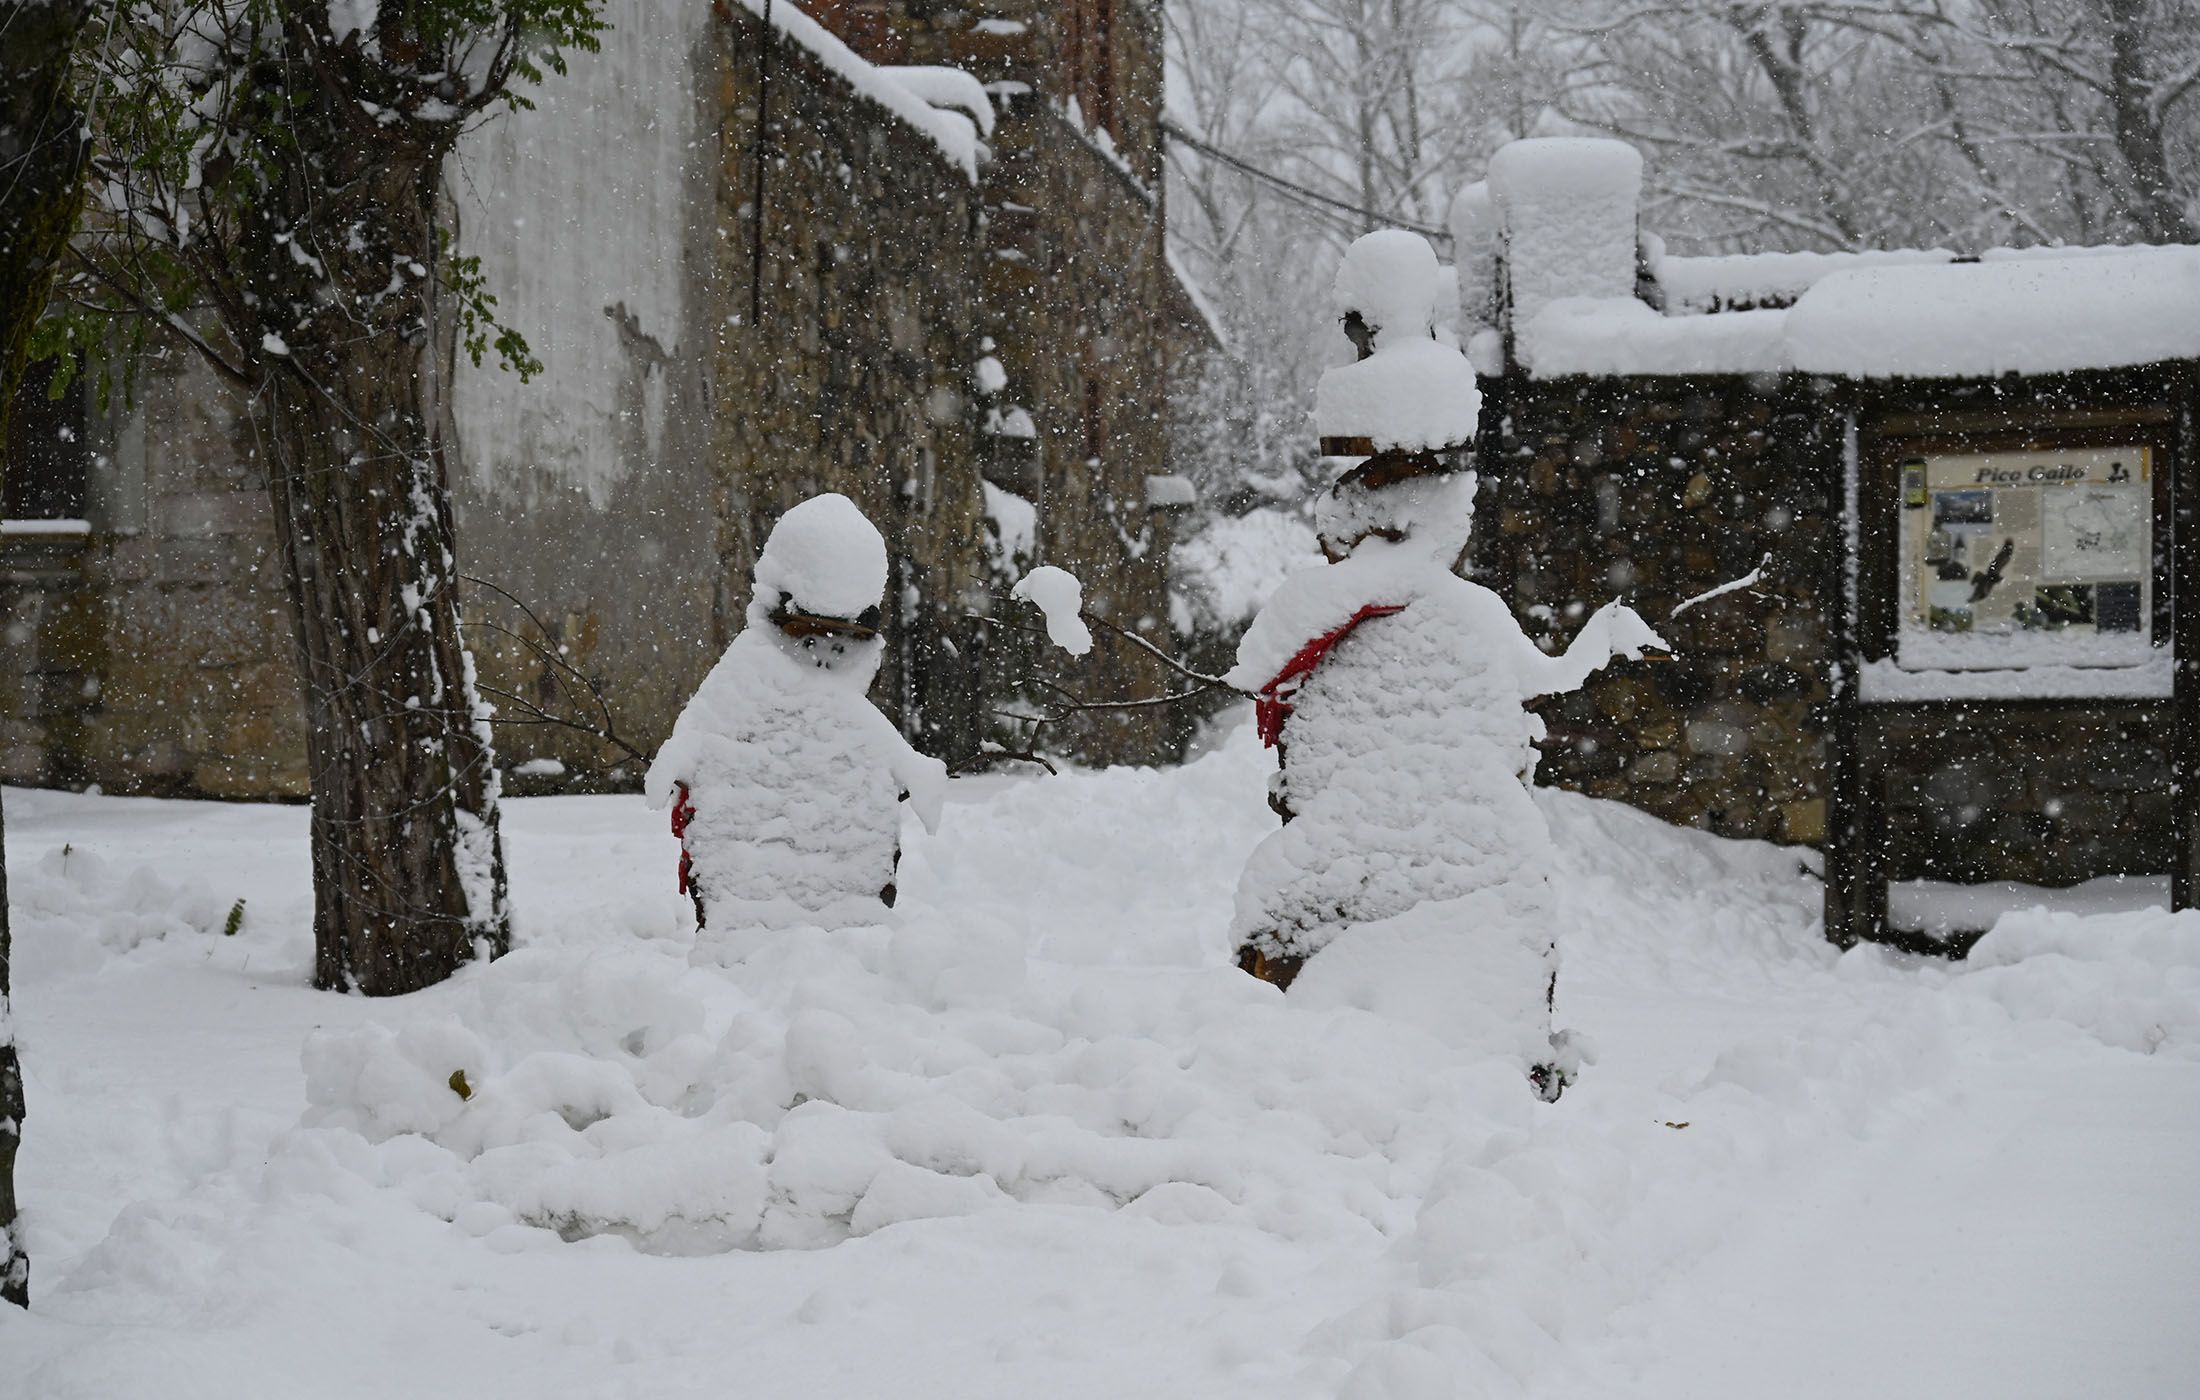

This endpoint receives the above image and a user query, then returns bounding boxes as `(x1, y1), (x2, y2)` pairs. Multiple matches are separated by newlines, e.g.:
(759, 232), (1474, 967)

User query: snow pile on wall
(981, 481), (1036, 570)
(1313, 232), (1480, 450)
(1478, 135), (2200, 381)
(1785, 247), (2200, 378)
(1486, 138), (1642, 334)
(879, 66), (996, 139)
(1653, 248), (1957, 312)
(1447, 182), (1498, 335)
(451, 0), (706, 509)
(1516, 299), (1791, 377)
(1519, 245), (2200, 379)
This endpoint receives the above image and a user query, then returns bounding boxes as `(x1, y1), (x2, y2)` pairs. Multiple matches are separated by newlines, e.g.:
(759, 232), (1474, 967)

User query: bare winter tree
(1926, 0), (2199, 244)
(1, 0), (95, 1309)
(49, 0), (601, 996)
(1560, 1), (2200, 251)
(1164, 0), (1555, 516)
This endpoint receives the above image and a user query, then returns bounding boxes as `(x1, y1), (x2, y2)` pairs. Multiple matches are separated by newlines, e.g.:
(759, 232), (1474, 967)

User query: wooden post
(1821, 397), (1873, 948)
(2174, 371), (2199, 911)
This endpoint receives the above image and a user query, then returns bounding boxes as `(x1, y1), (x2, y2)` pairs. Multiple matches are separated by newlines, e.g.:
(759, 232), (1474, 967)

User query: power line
(1160, 120), (1453, 245)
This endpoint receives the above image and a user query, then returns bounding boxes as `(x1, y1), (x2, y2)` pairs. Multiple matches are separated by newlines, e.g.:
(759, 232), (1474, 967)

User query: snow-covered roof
(1163, 245), (1230, 353)
(1652, 248), (1956, 313)
(1785, 248), (2200, 379)
(733, 0), (983, 181)
(1518, 245), (2200, 380)
(1468, 135), (2200, 381)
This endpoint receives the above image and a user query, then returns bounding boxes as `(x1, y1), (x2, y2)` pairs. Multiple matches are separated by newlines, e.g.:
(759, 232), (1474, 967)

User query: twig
(1671, 553), (1773, 619)
(1076, 606), (1248, 694)
(461, 575), (649, 766)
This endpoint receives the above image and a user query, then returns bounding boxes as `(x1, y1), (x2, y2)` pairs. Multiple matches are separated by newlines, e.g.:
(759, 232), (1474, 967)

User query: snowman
(647, 494), (945, 960)
(1227, 230), (1663, 1097)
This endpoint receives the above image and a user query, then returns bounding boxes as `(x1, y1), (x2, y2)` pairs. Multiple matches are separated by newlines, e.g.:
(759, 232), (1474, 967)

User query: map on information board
(1898, 447), (2153, 671)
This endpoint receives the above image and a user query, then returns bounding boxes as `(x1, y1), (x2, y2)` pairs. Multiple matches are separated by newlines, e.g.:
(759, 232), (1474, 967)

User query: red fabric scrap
(670, 781), (696, 895)
(1252, 603), (1406, 747)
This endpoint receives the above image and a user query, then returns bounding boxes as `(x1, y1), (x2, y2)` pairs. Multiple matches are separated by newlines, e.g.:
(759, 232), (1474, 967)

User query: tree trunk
(232, 43), (511, 996)
(0, 793), (21, 1308)
(1, 0), (94, 1308)
(2104, 0), (2198, 244)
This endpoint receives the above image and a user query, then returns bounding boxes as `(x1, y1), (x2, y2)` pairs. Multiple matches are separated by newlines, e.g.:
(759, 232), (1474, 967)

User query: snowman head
(750, 494), (890, 676)
(1316, 456), (1477, 569)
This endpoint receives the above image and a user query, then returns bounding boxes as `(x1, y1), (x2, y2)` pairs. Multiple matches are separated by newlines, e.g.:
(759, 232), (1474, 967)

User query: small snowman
(648, 494), (945, 960)
(1227, 230), (1663, 1097)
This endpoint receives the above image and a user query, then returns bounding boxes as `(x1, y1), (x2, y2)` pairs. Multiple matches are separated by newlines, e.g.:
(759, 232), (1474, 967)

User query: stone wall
(980, 93), (1184, 763)
(0, 342), (307, 797)
(795, 0), (1191, 764)
(711, 4), (995, 762)
(1478, 365), (2189, 889)
(1475, 372), (1837, 846)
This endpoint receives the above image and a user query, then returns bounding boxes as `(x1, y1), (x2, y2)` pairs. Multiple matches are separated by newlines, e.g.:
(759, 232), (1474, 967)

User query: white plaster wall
(450, 2), (710, 509)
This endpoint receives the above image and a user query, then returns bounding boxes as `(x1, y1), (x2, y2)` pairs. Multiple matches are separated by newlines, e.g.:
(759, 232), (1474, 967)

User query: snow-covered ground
(3, 723), (2196, 1399)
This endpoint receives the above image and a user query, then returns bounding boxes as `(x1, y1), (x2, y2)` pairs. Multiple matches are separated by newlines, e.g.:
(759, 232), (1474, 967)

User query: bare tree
(1559, 1), (2200, 251)
(52, 0), (600, 996)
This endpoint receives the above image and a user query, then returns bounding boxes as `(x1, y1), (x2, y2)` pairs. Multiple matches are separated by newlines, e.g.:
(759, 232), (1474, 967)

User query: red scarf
(670, 782), (697, 894)
(1252, 603), (1406, 747)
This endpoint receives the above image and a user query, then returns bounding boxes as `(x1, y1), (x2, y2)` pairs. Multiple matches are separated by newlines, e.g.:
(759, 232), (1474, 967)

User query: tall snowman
(1226, 230), (1662, 1098)
(648, 494), (945, 962)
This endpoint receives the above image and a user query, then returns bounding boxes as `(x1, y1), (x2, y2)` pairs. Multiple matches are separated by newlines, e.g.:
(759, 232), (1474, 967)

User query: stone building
(1455, 139), (2199, 943)
(1, 0), (1210, 796)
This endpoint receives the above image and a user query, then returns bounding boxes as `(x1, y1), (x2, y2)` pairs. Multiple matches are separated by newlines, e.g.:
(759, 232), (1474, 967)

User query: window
(4, 354), (88, 521)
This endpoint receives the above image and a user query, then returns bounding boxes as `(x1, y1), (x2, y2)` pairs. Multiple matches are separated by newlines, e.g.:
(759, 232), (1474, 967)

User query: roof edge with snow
(726, 0), (983, 182)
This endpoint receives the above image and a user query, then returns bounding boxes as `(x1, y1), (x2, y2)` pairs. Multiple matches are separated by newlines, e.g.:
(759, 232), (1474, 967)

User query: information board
(1899, 447), (2152, 666)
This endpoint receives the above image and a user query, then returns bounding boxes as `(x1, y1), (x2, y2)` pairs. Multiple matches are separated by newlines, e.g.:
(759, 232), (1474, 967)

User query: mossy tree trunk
(224, 20), (512, 994)
(0, 0), (94, 1309)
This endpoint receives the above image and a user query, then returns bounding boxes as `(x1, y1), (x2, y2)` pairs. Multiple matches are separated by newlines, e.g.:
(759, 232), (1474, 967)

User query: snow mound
(750, 493), (888, 623)
(1960, 906), (2200, 1057)
(9, 843), (233, 981)
(1011, 565), (1093, 656)
(30, 735), (2199, 1396)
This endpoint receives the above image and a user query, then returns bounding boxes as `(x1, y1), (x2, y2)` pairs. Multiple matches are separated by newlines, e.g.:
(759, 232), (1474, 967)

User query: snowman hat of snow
(1314, 229), (1479, 466)
(1333, 227), (1442, 349)
(751, 493), (889, 638)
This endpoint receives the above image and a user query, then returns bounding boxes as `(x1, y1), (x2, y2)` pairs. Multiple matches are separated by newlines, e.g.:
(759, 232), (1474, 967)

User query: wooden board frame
(1823, 365), (2198, 953)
